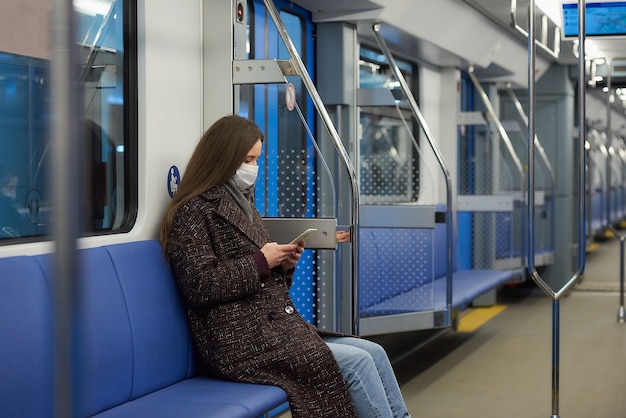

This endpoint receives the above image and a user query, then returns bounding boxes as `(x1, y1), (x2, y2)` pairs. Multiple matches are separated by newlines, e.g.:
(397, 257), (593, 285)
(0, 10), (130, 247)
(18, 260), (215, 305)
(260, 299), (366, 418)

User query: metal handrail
(609, 224), (626, 322)
(78, 0), (118, 83)
(605, 64), (613, 225)
(506, 85), (557, 260)
(588, 128), (613, 235)
(262, 0), (361, 335)
(605, 63), (617, 232)
(604, 60), (626, 322)
(505, 85), (556, 192)
(527, 1), (587, 417)
(511, 0), (560, 59)
(467, 68), (527, 268)
(467, 68), (526, 197)
(372, 24), (455, 325)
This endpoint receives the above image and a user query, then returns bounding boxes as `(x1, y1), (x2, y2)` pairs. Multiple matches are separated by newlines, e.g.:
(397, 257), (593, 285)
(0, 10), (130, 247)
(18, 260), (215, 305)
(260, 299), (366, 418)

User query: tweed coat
(166, 185), (357, 418)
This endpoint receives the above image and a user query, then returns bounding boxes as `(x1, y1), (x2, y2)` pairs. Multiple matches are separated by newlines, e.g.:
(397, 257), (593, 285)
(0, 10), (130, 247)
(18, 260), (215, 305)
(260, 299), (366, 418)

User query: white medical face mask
(234, 163), (258, 191)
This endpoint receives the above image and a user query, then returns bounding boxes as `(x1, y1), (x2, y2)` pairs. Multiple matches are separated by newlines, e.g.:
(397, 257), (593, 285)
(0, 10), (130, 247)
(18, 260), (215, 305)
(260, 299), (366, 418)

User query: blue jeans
(324, 336), (411, 418)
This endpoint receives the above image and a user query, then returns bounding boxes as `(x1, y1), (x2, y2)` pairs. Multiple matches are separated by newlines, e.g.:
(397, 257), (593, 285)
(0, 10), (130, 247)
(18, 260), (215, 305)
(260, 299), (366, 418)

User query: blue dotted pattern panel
(358, 227), (437, 316)
(272, 148), (322, 325)
(289, 250), (316, 324)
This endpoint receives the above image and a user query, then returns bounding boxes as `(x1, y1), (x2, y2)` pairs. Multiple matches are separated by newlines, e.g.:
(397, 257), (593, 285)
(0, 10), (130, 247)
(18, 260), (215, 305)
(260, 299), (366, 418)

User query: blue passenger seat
(0, 256), (54, 417)
(359, 214), (522, 322)
(0, 240), (287, 418)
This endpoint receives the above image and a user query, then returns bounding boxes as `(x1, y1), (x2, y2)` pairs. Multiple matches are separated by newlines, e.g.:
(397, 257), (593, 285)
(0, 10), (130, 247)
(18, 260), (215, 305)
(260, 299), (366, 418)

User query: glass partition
(358, 48), (421, 205)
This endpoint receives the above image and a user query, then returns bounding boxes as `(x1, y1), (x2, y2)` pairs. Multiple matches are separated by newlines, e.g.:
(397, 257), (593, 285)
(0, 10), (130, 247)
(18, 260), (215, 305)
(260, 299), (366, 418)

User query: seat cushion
(104, 241), (195, 397)
(0, 256), (53, 418)
(36, 248), (137, 417)
(93, 377), (288, 418)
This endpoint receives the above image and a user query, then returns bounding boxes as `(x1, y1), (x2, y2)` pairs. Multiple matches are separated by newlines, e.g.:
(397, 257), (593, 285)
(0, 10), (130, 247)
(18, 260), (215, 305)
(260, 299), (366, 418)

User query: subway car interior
(1, 0), (626, 417)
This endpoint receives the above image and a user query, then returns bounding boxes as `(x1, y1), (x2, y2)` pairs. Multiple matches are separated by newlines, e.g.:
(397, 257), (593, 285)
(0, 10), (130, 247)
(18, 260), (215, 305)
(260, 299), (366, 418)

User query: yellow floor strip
(457, 305), (507, 333)
(586, 241), (600, 254)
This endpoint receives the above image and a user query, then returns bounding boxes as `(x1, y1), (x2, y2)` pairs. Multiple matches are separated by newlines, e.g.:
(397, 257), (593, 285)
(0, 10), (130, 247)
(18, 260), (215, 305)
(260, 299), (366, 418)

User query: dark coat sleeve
(167, 196), (268, 309)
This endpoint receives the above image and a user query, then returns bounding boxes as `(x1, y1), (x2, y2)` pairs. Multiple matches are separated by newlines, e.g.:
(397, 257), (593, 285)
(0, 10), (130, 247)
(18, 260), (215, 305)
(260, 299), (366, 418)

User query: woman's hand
(336, 230), (351, 243)
(280, 243), (304, 271)
(260, 242), (302, 269)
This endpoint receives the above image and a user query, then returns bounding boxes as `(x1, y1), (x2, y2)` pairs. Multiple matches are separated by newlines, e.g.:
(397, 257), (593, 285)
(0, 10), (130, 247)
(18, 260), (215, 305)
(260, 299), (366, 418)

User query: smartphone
(289, 228), (317, 244)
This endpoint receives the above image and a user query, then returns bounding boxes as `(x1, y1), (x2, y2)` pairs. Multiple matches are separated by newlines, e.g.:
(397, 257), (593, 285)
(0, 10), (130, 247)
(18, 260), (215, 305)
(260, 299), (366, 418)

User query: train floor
(277, 234), (626, 418)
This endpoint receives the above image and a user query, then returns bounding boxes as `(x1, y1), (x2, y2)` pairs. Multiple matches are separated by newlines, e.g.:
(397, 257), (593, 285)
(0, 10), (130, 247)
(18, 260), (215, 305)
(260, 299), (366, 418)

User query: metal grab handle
(467, 68), (526, 199)
(371, 24), (455, 323)
(468, 68), (527, 269)
(527, 1), (587, 417)
(510, 0), (560, 58)
(608, 225), (626, 322)
(604, 59), (626, 322)
(526, 5), (587, 302)
(507, 85), (557, 260)
(505, 85), (556, 192)
(79, 0), (117, 83)
(262, 0), (361, 335)
(527, 0), (586, 299)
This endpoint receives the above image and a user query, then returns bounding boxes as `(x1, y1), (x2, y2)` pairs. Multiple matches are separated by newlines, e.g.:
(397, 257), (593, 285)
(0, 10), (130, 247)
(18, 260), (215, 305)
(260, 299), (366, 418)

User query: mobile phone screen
(289, 228), (317, 244)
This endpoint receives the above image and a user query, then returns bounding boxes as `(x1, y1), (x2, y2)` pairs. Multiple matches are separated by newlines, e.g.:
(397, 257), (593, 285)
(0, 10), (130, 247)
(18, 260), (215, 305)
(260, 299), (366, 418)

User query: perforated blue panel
(358, 228), (436, 316)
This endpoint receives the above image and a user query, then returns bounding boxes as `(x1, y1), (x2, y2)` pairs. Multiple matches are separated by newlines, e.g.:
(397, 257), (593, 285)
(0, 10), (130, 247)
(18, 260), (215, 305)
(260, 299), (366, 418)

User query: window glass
(276, 10), (312, 218)
(0, 0), (135, 241)
(358, 47), (420, 204)
(237, 4), (313, 218)
(0, 53), (48, 238)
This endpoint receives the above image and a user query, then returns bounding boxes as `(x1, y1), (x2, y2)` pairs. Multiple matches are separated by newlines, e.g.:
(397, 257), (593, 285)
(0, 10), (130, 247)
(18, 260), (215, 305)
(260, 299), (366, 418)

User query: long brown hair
(159, 115), (263, 252)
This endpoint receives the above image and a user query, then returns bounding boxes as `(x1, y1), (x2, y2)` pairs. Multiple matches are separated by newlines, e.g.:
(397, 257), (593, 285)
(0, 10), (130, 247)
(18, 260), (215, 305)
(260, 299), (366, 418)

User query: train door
(236, 0), (320, 324)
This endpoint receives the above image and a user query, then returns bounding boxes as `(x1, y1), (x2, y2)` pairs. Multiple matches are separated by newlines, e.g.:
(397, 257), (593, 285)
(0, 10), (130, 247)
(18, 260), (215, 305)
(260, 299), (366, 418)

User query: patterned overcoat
(166, 185), (357, 418)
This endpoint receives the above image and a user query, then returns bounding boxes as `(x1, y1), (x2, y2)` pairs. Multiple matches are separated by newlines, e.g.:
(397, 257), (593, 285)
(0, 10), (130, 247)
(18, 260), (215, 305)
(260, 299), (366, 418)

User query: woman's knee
(361, 339), (387, 357)
(327, 342), (376, 373)
(345, 338), (389, 365)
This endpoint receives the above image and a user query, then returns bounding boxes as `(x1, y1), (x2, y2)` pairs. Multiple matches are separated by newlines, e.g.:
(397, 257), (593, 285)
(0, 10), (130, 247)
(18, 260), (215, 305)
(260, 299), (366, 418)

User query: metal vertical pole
(51, 0), (81, 416)
(577, 6), (588, 274)
(527, 0), (586, 417)
(551, 299), (560, 417)
(604, 59), (626, 323)
(606, 61), (613, 232)
(527, 3), (562, 415)
(617, 235), (625, 324)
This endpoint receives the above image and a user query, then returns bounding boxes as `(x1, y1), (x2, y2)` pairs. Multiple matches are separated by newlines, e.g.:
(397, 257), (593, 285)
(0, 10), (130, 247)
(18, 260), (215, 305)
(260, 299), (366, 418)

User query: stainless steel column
(526, 1), (587, 417)
(51, 1), (82, 416)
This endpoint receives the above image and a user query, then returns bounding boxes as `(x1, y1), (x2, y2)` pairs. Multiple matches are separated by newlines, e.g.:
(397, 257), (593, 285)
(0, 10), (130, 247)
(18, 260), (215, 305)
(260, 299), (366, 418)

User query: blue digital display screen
(562, 2), (626, 37)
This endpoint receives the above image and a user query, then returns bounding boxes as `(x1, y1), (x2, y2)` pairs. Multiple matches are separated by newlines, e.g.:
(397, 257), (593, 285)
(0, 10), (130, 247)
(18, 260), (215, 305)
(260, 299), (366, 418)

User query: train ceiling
(463, 0), (626, 63)
(289, 0), (626, 87)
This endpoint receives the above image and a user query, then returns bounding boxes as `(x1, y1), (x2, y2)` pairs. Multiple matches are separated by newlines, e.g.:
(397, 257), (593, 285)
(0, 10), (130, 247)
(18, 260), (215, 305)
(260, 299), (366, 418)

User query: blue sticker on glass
(167, 165), (180, 198)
